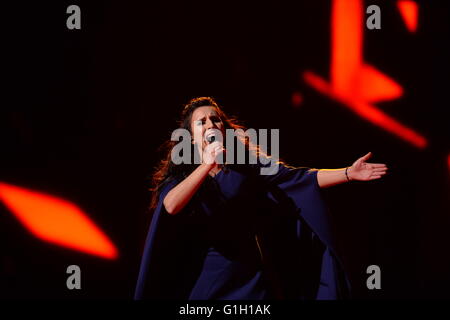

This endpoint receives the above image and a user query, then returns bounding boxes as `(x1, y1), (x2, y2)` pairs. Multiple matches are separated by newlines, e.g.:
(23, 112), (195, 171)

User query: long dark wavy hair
(149, 96), (274, 210)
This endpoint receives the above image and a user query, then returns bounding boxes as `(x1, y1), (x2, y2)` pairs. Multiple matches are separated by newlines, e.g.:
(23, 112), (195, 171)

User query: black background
(1, 0), (449, 299)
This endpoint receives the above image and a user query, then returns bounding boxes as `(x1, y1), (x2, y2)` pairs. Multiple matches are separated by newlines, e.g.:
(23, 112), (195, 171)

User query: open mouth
(204, 129), (221, 143)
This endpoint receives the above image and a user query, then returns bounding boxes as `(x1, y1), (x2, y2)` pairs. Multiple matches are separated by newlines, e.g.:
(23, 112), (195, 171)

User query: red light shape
(0, 182), (118, 259)
(304, 72), (427, 148)
(291, 91), (303, 108)
(303, 0), (427, 149)
(397, 0), (419, 33)
(359, 64), (403, 102)
(331, 0), (363, 95)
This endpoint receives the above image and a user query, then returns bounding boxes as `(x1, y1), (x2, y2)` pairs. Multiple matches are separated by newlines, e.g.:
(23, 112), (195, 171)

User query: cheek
(215, 121), (223, 131)
(191, 125), (204, 144)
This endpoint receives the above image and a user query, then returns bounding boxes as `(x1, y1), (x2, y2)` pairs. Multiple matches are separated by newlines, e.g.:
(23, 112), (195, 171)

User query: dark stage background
(1, 0), (449, 299)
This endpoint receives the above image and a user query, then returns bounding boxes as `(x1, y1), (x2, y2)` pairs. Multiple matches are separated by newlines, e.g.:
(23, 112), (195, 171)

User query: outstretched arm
(317, 152), (388, 188)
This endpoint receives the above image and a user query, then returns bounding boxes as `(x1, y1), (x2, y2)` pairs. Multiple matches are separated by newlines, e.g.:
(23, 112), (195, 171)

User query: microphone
(207, 135), (216, 143)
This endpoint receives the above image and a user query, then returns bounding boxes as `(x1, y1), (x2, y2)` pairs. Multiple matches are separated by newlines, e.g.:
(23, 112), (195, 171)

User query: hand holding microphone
(203, 129), (225, 165)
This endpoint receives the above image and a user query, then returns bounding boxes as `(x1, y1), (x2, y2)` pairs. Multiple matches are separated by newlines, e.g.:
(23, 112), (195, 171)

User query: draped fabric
(134, 162), (350, 300)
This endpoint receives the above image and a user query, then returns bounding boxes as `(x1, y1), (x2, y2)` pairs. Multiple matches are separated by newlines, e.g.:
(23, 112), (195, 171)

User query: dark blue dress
(134, 162), (350, 300)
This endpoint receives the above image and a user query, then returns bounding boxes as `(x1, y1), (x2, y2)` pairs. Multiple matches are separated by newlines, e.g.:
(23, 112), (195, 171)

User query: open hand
(348, 152), (388, 181)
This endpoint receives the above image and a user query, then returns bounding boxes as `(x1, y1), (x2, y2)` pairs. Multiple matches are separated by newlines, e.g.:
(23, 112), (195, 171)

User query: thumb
(360, 152), (372, 161)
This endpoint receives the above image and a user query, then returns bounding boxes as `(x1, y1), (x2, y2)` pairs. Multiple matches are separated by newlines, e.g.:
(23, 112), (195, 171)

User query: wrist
(345, 166), (352, 182)
(201, 162), (216, 171)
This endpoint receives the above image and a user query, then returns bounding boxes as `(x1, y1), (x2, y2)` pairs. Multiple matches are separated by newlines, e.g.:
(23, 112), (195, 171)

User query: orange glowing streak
(397, 0), (419, 33)
(304, 0), (427, 149)
(304, 72), (427, 148)
(331, 0), (363, 95)
(359, 64), (403, 102)
(0, 182), (118, 259)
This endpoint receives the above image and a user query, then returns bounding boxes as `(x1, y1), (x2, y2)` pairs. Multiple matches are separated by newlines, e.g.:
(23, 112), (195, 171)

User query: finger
(210, 141), (222, 148)
(373, 168), (387, 173)
(368, 163), (387, 168)
(203, 155), (214, 164)
(372, 170), (387, 176)
(370, 175), (382, 179)
(360, 152), (372, 161)
(373, 172), (387, 177)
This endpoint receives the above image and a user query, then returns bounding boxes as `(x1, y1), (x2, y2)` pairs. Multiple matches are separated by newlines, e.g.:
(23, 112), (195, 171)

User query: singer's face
(191, 106), (224, 150)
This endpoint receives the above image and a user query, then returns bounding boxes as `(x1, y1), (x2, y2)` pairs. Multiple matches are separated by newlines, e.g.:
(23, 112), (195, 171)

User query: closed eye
(195, 116), (221, 126)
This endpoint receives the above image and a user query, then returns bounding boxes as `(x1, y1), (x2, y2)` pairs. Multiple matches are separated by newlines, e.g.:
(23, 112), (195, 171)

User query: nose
(205, 118), (217, 130)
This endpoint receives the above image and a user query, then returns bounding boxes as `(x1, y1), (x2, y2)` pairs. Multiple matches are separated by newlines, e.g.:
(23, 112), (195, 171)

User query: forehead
(191, 106), (218, 120)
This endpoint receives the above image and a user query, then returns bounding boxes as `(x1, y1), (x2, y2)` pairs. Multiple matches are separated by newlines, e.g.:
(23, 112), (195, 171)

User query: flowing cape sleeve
(253, 161), (351, 299)
(134, 162), (351, 300)
(134, 178), (205, 300)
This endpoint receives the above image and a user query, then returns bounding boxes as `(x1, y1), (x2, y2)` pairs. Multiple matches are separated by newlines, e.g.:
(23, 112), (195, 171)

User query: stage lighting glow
(0, 182), (118, 259)
(291, 91), (303, 108)
(303, 0), (427, 149)
(398, 0), (419, 33)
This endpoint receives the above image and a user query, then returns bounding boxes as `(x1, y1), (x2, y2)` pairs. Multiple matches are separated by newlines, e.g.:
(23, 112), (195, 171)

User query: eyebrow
(194, 114), (219, 121)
